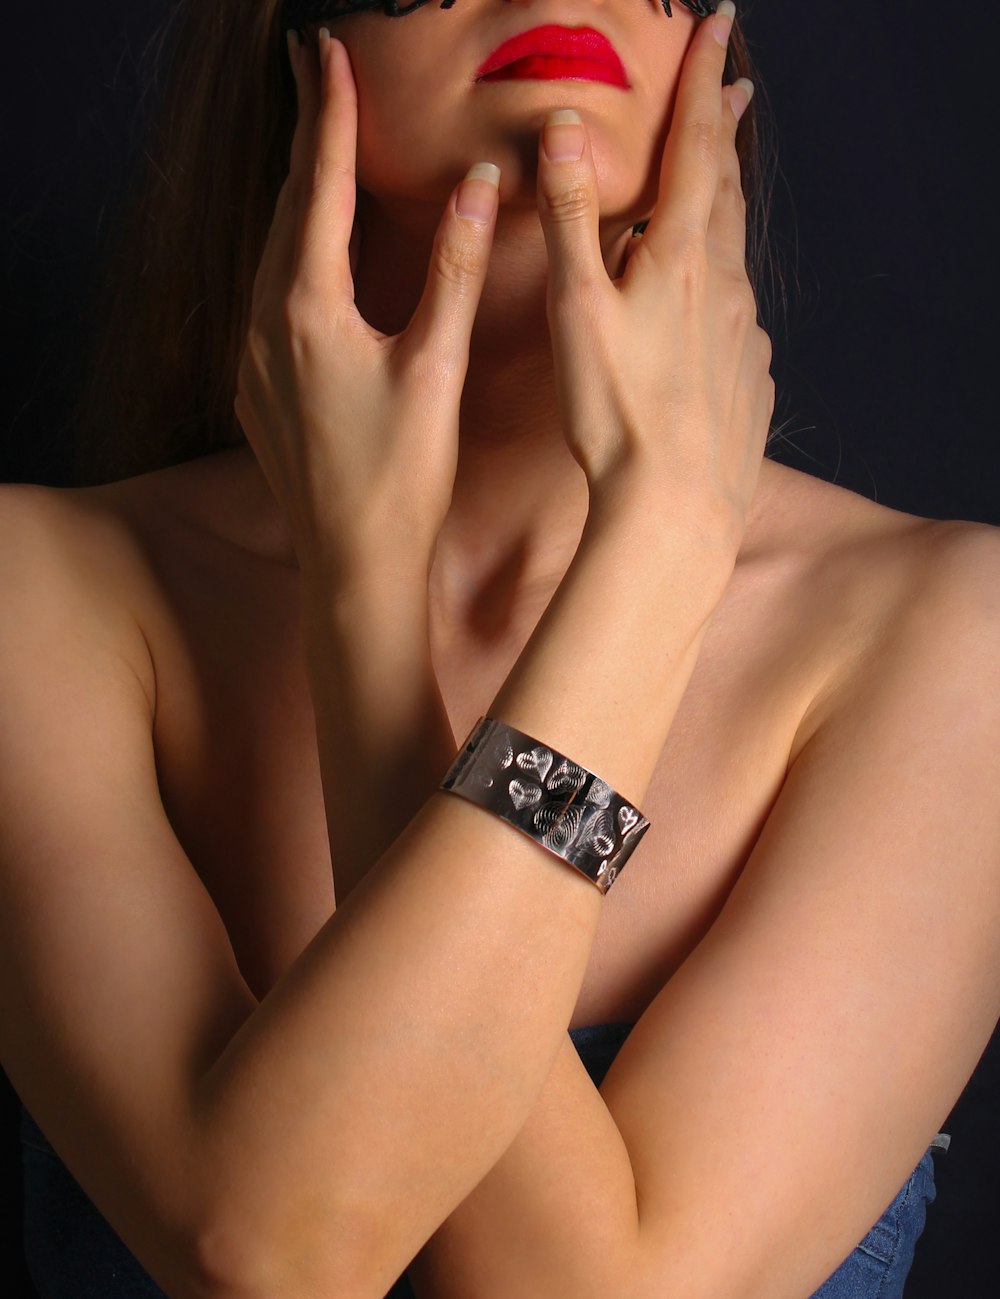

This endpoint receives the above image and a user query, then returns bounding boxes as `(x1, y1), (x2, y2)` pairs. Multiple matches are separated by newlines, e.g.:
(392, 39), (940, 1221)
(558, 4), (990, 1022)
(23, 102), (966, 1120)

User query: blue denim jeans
(811, 1145), (941, 1299)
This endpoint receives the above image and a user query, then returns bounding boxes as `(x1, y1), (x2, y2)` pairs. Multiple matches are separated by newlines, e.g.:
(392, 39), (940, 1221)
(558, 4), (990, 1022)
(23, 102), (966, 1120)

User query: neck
(225, 194), (786, 646)
(349, 189), (637, 641)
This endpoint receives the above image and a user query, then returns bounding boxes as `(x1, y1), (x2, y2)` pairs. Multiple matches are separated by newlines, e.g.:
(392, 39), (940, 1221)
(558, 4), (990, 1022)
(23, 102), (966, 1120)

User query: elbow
(188, 1218), (303, 1299)
(190, 1209), (380, 1299)
(134, 1221), (250, 1299)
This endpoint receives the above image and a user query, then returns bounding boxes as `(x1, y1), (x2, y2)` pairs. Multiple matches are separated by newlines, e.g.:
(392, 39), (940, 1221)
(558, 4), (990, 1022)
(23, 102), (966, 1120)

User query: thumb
(403, 162), (501, 366)
(536, 109), (605, 294)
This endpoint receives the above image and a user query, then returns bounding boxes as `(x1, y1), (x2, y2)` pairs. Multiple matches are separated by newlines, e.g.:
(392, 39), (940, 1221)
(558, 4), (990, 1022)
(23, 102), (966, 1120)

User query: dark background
(1, 1), (997, 1294)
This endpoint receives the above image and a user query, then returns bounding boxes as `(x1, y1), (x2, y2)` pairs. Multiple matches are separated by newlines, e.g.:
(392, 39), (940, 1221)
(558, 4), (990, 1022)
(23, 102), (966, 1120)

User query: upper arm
(601, 521), (1000, 1298)
(0, 486), (259, 1295)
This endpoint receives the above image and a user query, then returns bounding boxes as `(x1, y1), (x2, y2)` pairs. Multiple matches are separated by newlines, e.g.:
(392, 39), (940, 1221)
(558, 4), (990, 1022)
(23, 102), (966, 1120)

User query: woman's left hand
(535, 7), (774, 549)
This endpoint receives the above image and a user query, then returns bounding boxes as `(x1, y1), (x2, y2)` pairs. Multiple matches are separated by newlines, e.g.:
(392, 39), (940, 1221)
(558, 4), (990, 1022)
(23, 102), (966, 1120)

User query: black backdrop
(1, 1), (997, 1294)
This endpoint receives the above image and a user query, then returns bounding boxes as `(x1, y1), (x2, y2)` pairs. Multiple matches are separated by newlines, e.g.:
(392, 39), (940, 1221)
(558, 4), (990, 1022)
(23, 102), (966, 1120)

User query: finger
(400, 161), (501, 367)
(250, 30), (323, 314)
(535, 109), (607, 297)
(644, 1), (735, 256)
(287, 30), (322, 194)
(286, 37), (366, 295)
(706, 81), (754, 280)
(294, 31), (360, 304)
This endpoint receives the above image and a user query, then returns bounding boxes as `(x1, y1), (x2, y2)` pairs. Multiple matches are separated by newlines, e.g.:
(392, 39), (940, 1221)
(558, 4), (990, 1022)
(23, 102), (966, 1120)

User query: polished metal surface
(440, 717), (651, 894)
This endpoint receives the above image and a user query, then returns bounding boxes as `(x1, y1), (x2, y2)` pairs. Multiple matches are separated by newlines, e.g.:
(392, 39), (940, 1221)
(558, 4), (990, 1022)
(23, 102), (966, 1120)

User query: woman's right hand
(234, 31), (501, 583)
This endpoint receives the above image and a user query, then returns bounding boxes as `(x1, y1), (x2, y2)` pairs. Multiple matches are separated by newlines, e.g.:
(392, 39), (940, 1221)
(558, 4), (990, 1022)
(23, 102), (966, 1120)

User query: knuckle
(241, 324), (275, 379)
(281, 295), (335, 365)
(540, 181), (591, 224)
(246, 322), (271, 359)
(683, 117), (720, 165)
(434, 233), (484, 285)
(280, 288), (322, 339)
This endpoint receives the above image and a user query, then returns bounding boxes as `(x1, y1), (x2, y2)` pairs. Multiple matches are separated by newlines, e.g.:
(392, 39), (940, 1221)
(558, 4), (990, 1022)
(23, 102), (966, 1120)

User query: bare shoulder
(0, 479), (160, 712)
(0, 445), (269, 695)
(764, 462), (1000, 757)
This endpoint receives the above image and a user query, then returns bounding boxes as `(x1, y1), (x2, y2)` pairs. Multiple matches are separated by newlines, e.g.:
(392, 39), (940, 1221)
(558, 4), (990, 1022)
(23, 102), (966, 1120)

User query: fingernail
(713, 1), (736, 48)
(456, 162), (501, 223)
(543, 109), (585, 163)
(730, 77), (754, 122)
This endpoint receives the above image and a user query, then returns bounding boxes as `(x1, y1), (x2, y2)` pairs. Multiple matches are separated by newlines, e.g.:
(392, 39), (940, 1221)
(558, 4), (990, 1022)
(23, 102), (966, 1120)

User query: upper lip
(475, 25), (628, 82)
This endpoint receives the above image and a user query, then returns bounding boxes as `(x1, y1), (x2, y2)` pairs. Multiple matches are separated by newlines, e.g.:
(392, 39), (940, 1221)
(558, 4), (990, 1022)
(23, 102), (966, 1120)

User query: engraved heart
(492, 740), (514, 770)
(577, 810), (616, 858)
(596, 862), (619, 888)
(508, 779), (542, 811)
(516, 746), (553, 783)
(585, 778), (613, 808)
(546, 759), (587, 794)
(618, 806), (639, 834)
(533, 802), (583, 851)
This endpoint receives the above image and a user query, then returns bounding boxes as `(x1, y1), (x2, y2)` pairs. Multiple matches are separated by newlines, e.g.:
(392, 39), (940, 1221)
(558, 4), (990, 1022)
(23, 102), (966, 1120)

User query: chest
(145, 553), (827, 1030)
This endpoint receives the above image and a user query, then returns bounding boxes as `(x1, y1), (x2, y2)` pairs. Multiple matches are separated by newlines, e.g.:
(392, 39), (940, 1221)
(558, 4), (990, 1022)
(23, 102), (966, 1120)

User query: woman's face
(302, 1), (699, 233)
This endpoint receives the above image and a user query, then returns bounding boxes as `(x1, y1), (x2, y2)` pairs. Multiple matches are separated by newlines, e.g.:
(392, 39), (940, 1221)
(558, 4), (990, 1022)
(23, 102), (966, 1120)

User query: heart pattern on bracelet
(585, 777), (613, 808)
(516, 745), (554, 784)
(547, 758), (588, 794)
(534, 801), (585, 851)
(576, 809), (616, 858)
(509, 778), (543, 810)
(441, 718), (652, 895)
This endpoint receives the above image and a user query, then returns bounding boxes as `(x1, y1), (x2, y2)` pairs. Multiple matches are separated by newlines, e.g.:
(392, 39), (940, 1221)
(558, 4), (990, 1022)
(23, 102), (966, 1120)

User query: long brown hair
(70, 0), (790, 486)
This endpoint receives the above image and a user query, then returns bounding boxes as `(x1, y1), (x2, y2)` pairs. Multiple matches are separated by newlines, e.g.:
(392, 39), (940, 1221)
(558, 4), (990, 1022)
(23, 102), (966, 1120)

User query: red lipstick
(475, 25), (630, 89)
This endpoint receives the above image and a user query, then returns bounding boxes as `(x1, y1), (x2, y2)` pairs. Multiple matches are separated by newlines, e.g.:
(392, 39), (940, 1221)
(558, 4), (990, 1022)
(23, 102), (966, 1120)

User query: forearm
(298, 567), (457, 906)
(488, 483), (735, 786)
(408, 1034), (645, 1299)
(193, 489), (734, 1296)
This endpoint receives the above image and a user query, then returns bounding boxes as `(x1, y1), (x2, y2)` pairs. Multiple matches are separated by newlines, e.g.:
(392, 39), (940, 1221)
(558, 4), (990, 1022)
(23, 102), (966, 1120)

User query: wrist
(299, 555), (432, 645)
(298, 532), (433, 594)
(585, 469), (742, 578)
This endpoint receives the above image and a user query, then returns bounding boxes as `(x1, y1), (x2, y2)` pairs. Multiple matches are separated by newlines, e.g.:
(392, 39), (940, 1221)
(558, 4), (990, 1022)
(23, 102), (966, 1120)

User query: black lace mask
(281, 0), (719, 26)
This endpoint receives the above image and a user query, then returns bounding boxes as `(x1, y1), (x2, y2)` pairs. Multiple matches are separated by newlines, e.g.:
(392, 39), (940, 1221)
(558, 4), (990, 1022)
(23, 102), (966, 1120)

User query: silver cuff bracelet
(439, 717), (651, 894)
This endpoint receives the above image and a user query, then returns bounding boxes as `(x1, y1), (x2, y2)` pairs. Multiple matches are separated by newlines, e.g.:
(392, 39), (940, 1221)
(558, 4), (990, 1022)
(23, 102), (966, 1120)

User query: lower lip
(478, 56), (628, 88)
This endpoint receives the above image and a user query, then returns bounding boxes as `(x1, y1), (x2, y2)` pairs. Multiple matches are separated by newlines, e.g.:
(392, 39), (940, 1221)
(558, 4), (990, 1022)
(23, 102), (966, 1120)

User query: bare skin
(5, 8), (998, 1296)
(7, 393), (997, 1299)
(52, 441), (941, 1027)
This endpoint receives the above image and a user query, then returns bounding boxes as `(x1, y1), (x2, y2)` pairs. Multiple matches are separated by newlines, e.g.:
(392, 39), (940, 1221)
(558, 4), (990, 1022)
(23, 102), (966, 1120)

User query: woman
(2, 1), (997, 1296)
